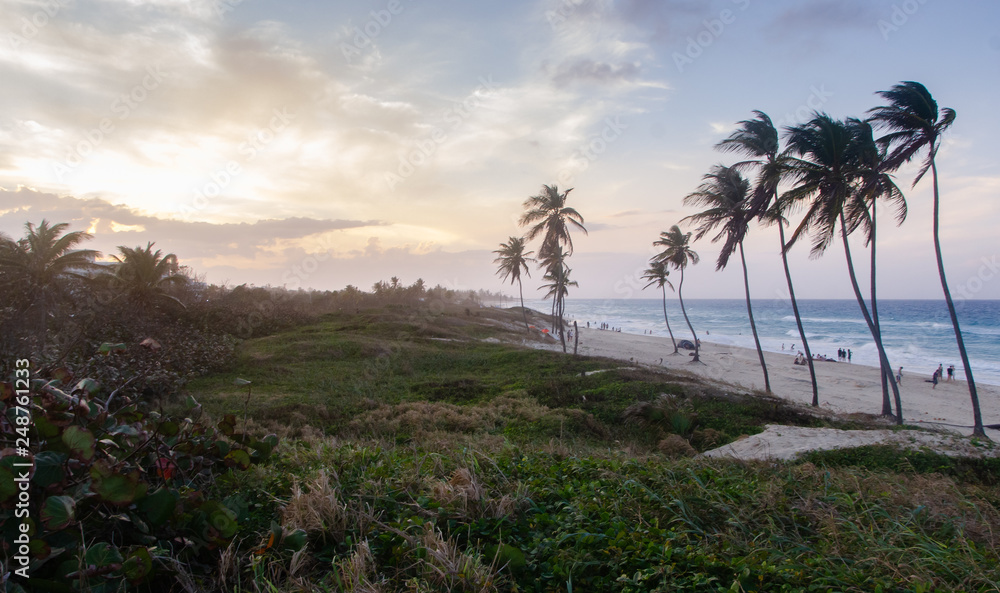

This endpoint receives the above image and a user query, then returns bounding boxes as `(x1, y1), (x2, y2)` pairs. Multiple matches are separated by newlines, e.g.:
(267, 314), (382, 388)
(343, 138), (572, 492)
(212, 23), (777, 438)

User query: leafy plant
(0, 363), (279, 592)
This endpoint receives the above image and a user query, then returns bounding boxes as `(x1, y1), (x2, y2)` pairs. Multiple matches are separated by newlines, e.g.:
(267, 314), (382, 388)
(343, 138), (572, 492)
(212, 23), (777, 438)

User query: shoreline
(567, 327), (1000, 438)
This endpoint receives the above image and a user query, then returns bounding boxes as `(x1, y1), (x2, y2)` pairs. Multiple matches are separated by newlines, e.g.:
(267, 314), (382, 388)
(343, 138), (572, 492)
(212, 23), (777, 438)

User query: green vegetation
(4, 300), (1000, 591)
(2, 209), (998, 591)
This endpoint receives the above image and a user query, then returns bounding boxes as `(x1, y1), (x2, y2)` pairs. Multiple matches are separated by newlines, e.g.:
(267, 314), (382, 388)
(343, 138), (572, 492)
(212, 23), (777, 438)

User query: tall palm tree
(538, 248), (577, 353)
(0, 220), (99, 349)
(653, 225), (701, 362)
(682, 165), (771, 392)
(852, 119), (908, 414)
(493, 236), (535, 331)
(717, 110), (820, 405)
(641, 259), (678, 354)
(868, 81), (985, 437)
(110, 242), (188, 312)
(781, 114), (903, 422)
(519, 184), (587, 258)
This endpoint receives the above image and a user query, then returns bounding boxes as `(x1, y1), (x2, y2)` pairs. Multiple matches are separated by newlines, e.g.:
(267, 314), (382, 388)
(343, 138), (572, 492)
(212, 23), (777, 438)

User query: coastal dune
(571, 327), (1000, 441)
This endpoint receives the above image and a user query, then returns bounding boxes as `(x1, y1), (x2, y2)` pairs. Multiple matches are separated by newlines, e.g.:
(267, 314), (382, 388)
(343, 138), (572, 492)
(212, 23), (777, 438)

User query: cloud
(0, 188), (381, 263)
(548, 58), (641, 86)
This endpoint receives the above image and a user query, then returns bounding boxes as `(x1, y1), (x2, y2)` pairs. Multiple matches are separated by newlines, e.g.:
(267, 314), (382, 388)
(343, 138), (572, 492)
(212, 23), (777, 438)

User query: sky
(2, 0), (999, 301)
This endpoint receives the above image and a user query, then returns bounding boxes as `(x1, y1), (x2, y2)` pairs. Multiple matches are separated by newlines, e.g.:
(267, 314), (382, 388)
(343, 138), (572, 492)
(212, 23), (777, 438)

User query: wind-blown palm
(519, 184), (587, 258)
(682, 165), (770, 392)
(641, 260), (678, 354)
(718, 111), (820, 404)
(781, 114), (904, 422)
(653, 225), (701, 362)
(111, 242), (187, 312)
(853, 119), (908, 413)
(538, 250), (577, 352)
(868, 81), (984, 437)
(493, 236), (535, 331)
(0, 220), (99, 348)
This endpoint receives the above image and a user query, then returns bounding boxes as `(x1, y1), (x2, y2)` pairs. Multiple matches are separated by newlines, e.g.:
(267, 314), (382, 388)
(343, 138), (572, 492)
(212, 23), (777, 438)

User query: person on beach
(896, 366), (903, 384)
(937, 364), (944, 380)
(847, 350), (852, 362)
(947, 365), (955, 381)
(931, 369), (939, 389)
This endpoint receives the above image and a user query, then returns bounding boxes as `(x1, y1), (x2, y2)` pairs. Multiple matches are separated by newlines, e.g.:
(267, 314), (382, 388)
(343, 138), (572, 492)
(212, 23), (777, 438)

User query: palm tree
(717, 110), (820, 405)
(641, 260), (678, 354)
(110, 242), (188, 312)
(0, 220), (99, 350)
(653, 225), (701, 362)
(519, 184), (587, 258)
(852, 119), (908, 414)
(493, 236), (535, 331)
(538, 249), (577, 352)
(868, 81), (985, 437)
(781, 114), (903, 422)
(682, 165), (770, 392)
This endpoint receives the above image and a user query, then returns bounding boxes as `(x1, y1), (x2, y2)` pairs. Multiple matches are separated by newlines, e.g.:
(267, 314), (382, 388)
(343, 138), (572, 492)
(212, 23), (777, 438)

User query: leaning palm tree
(781, 114), (903, 423)
(538, 251), (577, 353)
(653, 225), (701, 362)
(682, 165), (770, 392)
(493, 236), (535, 331)
(852, 119), (908, 414)
(868, 81), (985, 437)
(519, 184), (587, 258)
(110, 242), (188, 312)
(641, 259), (678, 354)
(717, 110), (820, 405)
(0, 220), (99, 350)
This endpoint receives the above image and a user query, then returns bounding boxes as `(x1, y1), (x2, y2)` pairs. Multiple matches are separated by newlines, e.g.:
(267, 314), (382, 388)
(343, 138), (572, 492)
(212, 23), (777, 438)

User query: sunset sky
(2, 0), (999, 300)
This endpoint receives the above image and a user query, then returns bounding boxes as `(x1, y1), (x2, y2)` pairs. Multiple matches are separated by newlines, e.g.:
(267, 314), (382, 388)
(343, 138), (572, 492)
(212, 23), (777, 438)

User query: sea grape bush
(0, 364), (281, 592)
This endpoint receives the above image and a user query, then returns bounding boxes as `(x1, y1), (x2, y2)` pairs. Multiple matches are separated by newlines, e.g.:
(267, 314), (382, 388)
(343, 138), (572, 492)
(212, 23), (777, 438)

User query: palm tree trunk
(839, 213), (903, 423)
(739, 242), (770, 393)
(870, 203), (894, 416)
(518, 278), (529, 332)
(558, 290), (567, 353)
(931, 159), (985, 436)
(778, 223), (819, 406)
(677, 267), (700, 362)
(661, 286), (679, 354)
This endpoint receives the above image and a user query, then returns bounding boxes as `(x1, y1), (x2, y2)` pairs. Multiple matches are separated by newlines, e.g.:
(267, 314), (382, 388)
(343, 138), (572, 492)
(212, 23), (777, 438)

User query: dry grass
(280, 470), (348, 543)
(429, 467), (528, 520)
(332, 541), (385, 593)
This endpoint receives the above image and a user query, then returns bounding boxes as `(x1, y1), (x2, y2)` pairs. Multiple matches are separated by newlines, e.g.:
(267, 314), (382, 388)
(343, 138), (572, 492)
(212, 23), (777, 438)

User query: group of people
(588, 321), (621, 332)
(836, 348), (852, 362)
(928, 363), (956, 388)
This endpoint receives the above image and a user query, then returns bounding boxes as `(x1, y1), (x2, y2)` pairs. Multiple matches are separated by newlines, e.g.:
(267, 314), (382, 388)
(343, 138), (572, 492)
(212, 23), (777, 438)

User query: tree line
(495, 81), (985, 437)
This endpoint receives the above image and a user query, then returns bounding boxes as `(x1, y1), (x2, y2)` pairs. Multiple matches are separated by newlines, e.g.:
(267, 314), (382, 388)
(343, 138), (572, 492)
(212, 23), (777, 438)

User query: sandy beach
(568, 327), (1000, 443)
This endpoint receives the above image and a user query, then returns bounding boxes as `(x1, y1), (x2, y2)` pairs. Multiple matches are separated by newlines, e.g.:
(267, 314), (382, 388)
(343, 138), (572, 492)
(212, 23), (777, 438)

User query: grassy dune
(185, 304), (1000, 592)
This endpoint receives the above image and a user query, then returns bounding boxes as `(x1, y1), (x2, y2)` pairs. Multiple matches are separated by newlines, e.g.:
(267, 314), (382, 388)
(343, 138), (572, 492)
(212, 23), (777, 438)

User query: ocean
(518, 298), (1000, 386)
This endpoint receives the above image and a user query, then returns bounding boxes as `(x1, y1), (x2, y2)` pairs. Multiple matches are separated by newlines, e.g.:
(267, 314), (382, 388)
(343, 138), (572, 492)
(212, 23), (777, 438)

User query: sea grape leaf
(33, 451), (68, 488)
(33, 414), (60, 438)
(122, 546), (153, 584)
(137, 487), (177, 527)
(62, 426), (96, 462)
(41, 495), (76, 531)
(224, 449), (251, 470)
(206, 503), (239, 539)
(158, 420), (180, 437)
(73, 378), (100, 396)
(90, 465), (147, 505)
(84, 541), (123, 568)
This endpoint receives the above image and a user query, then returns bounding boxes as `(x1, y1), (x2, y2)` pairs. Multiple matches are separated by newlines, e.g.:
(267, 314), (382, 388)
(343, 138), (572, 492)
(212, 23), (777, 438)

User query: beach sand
(559, 327), (1000, 458)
